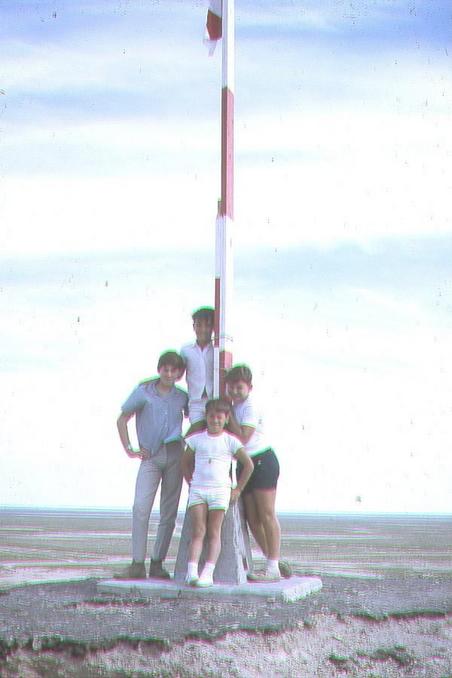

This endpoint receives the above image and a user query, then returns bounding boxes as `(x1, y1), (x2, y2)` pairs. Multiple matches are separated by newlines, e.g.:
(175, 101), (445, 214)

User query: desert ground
(1, 510), (451, 676)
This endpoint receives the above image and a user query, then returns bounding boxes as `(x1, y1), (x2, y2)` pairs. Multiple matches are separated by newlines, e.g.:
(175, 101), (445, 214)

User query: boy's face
(158, 363), (180, 387)
(227, 379), (251, 403)
(206, 408), (228, 435)
(193, 317), (214, 344)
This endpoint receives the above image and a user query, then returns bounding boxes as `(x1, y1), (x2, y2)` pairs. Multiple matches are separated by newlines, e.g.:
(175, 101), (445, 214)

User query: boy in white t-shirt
(181, 398), (254, 587)
(226, 364), (291, 582)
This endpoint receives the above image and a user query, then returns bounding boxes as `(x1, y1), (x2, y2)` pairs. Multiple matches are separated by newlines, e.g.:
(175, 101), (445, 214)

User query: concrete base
(98, 576), (322, 603)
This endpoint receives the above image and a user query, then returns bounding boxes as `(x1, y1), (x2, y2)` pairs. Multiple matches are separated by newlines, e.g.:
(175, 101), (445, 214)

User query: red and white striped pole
(213, 0), (234, 398)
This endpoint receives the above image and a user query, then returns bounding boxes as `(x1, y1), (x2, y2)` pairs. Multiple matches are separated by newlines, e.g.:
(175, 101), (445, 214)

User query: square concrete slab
(97, 575), (322, 603)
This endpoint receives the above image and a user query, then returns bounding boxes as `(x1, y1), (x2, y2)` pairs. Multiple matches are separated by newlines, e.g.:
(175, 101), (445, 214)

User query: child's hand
(125, 444), (150, 460)
(139, 447), (151, 460)
(125, 444), (140, 459)
(223, 388), (233, 404)
(230, 488), (241, 504)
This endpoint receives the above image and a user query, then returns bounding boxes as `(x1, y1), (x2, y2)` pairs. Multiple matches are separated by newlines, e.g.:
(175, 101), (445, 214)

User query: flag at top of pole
(205, 0), (222, 55)
(205, 0), (235, 397)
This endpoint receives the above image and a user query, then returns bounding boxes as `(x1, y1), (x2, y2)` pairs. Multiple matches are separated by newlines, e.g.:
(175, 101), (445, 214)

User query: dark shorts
(237, 448), (280, 494)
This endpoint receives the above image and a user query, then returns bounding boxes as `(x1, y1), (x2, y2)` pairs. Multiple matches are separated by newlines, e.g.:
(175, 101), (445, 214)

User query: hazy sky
(1, 0), (451, 512)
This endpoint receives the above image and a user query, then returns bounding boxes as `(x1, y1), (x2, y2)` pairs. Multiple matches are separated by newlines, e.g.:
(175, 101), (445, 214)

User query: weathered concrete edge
(97, 576), (322, 602)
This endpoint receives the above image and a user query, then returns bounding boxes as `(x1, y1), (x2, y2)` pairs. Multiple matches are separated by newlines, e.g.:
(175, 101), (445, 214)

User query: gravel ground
(1, 573), (451, 677)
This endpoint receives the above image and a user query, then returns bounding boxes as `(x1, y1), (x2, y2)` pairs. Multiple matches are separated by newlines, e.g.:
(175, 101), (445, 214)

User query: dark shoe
(148, 559), (171, 579)
(279, 560), (292, 578)
(114, 561), (146, 580)
(247, 570), (281, 583)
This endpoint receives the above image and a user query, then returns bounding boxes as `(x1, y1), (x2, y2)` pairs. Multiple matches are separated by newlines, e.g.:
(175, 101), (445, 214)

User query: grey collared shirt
(121, 379), (188, 455)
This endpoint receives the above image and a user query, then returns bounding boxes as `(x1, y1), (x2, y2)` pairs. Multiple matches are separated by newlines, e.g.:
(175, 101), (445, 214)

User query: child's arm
(230, 448), (253, 503)
(116, 412), (150, 460)
(181, 446), (195, 485)
(227, 409), (255, 446)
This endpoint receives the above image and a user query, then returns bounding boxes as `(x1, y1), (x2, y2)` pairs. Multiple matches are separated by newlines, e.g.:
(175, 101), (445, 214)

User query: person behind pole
(181, 398), (253, 587)
(180, 306), (214, 432)
(225, 364), (292, 581)
(115, 350), (188, 580)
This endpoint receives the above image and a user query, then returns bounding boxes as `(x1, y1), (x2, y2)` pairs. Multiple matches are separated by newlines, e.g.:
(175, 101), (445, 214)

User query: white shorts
(188, 486), (231, 511)
(188, 399), (208, 425)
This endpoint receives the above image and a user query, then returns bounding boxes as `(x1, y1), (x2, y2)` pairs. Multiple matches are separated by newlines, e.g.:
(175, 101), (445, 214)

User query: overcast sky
(1, 0), (451, 513)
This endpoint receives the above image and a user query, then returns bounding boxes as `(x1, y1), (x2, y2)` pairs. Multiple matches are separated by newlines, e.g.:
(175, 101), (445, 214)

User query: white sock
(266, 559), (279, 575)
(200, 561), (215, 579)
(187, 561), (198, 578)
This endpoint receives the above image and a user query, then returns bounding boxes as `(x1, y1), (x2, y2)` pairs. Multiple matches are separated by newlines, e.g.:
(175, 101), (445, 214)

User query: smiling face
(205, 407), (229, 435)
(227, 379), (252, 404)
(157, 363), (180, 388)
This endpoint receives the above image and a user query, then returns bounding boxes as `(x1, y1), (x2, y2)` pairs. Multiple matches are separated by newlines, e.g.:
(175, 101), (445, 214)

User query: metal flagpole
(214, 0), (234, 398)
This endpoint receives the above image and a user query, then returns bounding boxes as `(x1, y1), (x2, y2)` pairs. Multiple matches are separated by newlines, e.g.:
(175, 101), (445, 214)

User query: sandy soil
(1, 574), (451, 677)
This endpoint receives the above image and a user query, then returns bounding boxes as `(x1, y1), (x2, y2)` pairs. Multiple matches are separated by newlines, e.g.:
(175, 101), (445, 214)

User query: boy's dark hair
(205, 398), (231, 416)
(192, 306), (215, 323)
(157, 350), (185, 375)
(225, 364), (253, 386)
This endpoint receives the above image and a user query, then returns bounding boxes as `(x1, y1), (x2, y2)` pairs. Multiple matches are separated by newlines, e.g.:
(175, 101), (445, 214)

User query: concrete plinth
(98, 576), (323, 603)
(173, 499), (252, 585)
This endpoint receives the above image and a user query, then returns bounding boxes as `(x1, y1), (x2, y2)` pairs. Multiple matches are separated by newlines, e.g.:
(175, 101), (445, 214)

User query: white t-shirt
(233, 395), (271, 457)
(186, 430), (242, 489)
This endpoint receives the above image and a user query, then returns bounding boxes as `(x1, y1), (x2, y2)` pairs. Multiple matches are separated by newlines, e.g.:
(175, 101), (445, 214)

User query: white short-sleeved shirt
(233, 395), (271, 458)
(186, 430), (242, 489)
(180, 342), (214, 401)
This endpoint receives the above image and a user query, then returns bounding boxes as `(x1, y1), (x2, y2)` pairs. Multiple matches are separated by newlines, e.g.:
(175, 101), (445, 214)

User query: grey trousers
(132, 441), (183, 562)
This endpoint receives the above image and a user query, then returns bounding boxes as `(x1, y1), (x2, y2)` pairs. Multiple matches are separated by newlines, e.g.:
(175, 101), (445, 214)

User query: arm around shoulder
(227, 409), (255, 445)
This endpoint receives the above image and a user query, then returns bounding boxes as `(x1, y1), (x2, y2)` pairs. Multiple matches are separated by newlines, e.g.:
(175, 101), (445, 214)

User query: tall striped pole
(214, 0), (234, 398)
(174, 0), (251, 585)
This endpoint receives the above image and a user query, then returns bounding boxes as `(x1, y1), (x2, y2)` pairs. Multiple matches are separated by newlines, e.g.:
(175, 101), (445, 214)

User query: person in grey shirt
(115, 350), (188, 580)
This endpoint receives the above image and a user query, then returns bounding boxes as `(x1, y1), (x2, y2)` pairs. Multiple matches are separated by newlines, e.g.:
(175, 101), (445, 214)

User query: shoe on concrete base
(148, 559), (171, 579)
(247, 570), (281, 583)
(195, 575), (213, 588)
(114, 561), (146, 580)
(185, 574), (199, 586)
(278, 560), (292, 578)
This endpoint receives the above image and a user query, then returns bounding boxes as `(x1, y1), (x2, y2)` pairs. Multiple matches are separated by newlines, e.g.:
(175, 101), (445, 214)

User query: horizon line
(1, 504), (451, 518)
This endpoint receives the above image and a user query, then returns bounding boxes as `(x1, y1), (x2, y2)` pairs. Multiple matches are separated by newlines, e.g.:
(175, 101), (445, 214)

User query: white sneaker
(195, 575), (213, 588)
(185, 574), (199, 586)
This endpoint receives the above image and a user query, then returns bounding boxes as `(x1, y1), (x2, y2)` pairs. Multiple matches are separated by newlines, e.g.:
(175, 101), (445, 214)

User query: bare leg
(205, 509), (225, 565)
(188, 504), (207, 565)
(253, 489), (280, 561)
(243, 492), (268, 556)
